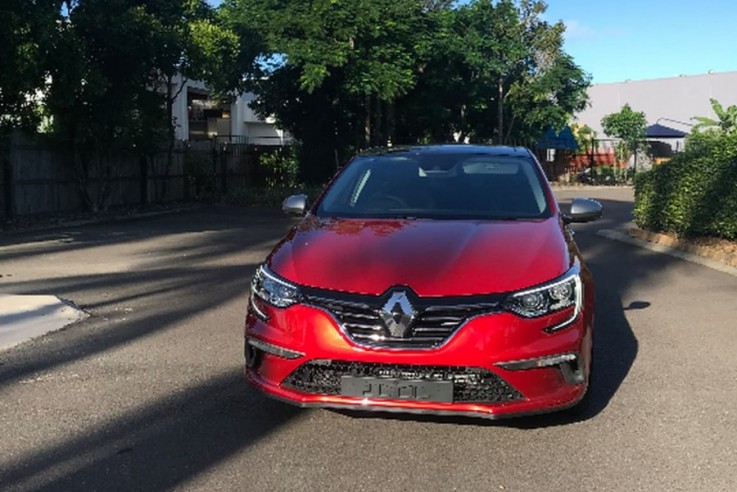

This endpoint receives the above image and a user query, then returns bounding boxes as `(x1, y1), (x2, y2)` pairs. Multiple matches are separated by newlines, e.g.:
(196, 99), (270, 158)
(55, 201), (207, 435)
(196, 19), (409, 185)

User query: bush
(260, 147), (300, 188)
(223, 184), (326, 208)
(225, 145), (327, 208)
(576, 165), (632, 185)
(596, 165), (631, 184)
(634, 131), (737, 239)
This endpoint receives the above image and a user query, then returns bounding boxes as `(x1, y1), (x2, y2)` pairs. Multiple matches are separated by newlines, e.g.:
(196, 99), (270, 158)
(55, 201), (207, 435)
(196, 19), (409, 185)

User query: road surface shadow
(0, 207), (305, 490)
(0, 206), (294, 388)
(0, 371), (303, 491)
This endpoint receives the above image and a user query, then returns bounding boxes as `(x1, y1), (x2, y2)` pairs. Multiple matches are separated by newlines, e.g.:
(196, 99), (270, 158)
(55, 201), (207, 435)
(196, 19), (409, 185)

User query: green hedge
(634, 131), (737, 240)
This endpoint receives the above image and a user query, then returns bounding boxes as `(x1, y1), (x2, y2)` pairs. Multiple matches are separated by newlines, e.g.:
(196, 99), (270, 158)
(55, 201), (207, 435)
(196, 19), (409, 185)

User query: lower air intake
(282, 360), (523, 403)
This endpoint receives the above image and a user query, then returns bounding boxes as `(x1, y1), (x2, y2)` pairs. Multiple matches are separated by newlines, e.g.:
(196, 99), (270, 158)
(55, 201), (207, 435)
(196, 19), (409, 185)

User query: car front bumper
(244, 303), (592, 420)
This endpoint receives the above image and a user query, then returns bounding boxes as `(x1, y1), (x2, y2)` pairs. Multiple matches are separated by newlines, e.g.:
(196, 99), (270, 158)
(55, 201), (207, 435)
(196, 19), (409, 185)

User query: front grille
(283, 360), (523, 403)
(304, 289), (502, 349)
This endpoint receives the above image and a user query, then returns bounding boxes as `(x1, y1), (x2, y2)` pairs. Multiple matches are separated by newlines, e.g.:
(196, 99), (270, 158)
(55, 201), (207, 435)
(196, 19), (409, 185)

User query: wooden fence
(1, 134), (278, 219)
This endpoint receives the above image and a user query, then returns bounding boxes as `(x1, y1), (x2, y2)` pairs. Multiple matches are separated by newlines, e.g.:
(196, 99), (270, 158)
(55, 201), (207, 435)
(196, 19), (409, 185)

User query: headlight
(251, 264), (302, 311)
(503, 268), (582, 328)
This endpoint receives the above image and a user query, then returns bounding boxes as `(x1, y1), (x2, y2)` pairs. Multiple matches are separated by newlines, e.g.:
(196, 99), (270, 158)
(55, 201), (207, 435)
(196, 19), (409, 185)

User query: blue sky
(544, 0), (737, 84)
(208, 0), (737, 85)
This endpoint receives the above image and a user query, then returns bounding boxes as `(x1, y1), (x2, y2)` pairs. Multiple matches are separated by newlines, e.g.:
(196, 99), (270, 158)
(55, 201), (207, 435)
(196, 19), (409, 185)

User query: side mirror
(563, 198), (603, 224)
(282, 194), (309, 216)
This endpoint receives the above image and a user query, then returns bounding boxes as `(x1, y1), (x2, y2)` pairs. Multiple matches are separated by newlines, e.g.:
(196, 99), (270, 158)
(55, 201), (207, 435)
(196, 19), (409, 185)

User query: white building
(170, 76), (291, 145)
(574, 70), (737, 154)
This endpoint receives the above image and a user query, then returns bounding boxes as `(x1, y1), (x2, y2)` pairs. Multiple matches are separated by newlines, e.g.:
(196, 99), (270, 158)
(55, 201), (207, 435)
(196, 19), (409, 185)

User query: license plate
(340, 376), (453, 403)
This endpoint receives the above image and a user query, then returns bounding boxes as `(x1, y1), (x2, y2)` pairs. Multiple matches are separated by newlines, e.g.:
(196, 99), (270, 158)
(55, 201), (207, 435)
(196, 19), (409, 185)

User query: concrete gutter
(0, 295), (89, 351)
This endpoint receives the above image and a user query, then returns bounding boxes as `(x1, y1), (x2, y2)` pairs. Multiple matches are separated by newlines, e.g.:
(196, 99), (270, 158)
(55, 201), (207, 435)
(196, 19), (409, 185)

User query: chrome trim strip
(247, 337), (305, 360)
(495, 352), (579, 371)
(424, 303), (501, 312)
(496, 351), (585, 385)
(303, 294), (374, 311)
(350, 333), (444, 343)
(343, 322), (384, 331)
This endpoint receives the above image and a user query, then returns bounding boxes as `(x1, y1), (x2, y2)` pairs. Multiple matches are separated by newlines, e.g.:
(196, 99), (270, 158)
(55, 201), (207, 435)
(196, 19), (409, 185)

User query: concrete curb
(550, 185), (633, 192)
(597, 229), (737, 278)
(1, 204), (202, 236)
(628, 227), (737, 267)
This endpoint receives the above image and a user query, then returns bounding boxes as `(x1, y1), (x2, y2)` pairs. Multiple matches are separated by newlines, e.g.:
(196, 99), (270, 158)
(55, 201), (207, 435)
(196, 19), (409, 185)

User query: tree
(0, 1), (61, 136)
(224, 0), (432, 180)
(395, 0), (589, 146)
(43, 0), (248, 209)
(601, 104), (648, 171)
(692, 98), (737, 134)
(45, 0), (177, 210)
(144, 0), (243, 200)
(222, 0), (589, 181)
(419, 0), (455, 10)
(571, 123), (598, 176)
(0, 1), (62, 219)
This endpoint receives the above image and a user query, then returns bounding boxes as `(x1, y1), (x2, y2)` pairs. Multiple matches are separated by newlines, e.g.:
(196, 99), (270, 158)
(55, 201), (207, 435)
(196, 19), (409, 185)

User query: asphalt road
(1, 188), (736, 492)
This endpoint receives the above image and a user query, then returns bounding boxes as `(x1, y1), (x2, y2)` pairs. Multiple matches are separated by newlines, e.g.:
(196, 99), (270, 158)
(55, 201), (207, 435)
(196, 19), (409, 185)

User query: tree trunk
(1, 140), (15, 220)
(140, 155), (149, 206)
(458, 104), (467, 143)
(96, 151), (113, 212)
(633, 146), (638, 175)
(505, 115), (517, 144)
(497, 77), (504, 145)
(589, 138), (595, 179)
(364, 95), (371, 149)
(385, 101), (396, 146)
(372, 96), (383, 146)
(162, 76), (176, 202)
(76, 152), (95, 212)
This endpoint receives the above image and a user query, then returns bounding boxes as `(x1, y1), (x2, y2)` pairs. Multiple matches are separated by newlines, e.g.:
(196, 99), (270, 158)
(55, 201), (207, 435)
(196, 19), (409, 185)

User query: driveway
(1, 189), (735, 491)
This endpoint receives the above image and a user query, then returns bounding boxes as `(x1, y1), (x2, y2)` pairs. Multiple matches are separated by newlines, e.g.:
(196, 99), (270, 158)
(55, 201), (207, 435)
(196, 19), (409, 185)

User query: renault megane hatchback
(244, 145), (602, 419)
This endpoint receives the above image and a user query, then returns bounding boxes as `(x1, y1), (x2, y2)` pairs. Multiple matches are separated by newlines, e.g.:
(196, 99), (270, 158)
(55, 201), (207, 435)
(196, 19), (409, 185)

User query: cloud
(563, 19), (597, 40)
(563, 19), (625, 42)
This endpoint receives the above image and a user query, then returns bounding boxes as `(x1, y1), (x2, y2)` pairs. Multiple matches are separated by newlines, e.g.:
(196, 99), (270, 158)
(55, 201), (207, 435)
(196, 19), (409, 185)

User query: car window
(317, 152), (551, 220)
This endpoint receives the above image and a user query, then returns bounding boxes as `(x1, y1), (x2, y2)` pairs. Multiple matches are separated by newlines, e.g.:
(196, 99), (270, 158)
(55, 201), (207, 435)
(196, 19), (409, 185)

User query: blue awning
(646, 123), (688, 138)
(536, 126), (578, 150)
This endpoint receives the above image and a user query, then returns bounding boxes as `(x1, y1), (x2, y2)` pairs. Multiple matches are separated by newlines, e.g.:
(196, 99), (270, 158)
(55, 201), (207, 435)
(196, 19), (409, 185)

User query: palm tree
(692, 98), (737, 133)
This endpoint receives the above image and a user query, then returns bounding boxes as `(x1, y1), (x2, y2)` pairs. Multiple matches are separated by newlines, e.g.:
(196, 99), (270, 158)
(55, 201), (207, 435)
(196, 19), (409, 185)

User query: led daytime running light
(504, 268), (582, 325)
(251, 264), (302, 309)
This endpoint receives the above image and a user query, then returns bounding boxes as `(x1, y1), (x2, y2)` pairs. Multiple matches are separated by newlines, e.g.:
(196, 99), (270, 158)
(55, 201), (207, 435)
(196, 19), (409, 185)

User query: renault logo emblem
(380, 291), (416, 338)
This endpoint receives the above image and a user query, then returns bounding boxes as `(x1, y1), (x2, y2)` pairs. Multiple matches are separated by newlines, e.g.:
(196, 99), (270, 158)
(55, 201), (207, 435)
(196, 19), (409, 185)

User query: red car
(245, 145), (602, 419)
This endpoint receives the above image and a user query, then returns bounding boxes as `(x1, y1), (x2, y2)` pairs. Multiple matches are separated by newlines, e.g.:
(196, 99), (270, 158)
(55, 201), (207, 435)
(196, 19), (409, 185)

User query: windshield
(316, 152), (552, 220)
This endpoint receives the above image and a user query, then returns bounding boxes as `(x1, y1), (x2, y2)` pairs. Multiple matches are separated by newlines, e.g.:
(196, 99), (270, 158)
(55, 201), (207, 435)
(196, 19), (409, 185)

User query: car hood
(268, 215), (573, 297)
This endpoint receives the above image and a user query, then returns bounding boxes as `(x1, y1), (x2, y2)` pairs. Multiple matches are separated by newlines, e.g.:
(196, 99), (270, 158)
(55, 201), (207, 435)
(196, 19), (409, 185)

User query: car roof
(357, 144), (532, 158)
